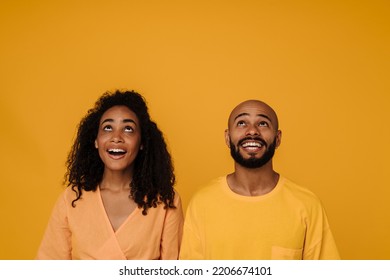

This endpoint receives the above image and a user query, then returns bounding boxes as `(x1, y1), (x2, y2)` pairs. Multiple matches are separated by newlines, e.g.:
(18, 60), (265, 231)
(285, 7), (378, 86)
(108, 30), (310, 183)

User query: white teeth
(242, 142), (262, 148)
(108, 148), (125, 152)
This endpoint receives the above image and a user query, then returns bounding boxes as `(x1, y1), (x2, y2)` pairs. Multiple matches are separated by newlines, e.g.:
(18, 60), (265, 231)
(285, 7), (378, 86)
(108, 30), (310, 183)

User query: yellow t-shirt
(36, 187), (183, 260)
(180, 176), (340, 260)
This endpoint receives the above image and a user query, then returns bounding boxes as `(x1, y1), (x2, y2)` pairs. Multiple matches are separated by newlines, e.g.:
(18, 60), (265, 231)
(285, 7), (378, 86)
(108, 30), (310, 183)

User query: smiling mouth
(241, 141), (263, 148)
(239, 137), (266, 149)
(107, 148), (126, 156)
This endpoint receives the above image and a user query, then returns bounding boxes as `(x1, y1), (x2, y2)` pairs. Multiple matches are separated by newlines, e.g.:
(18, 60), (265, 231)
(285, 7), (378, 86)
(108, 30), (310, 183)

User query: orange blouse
(36, 187), (183, 260)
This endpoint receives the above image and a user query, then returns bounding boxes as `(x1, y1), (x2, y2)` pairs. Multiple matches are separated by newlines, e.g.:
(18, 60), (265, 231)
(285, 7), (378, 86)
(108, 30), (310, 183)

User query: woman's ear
(94, 140), (98, 149)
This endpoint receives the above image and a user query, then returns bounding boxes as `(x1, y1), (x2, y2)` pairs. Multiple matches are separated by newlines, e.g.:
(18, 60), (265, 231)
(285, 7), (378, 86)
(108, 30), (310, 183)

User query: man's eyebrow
(234, 113), (249, 121)
(101, 118), (137, 125)
(257, 114), (272, 122)
(234, 113), (272, 123)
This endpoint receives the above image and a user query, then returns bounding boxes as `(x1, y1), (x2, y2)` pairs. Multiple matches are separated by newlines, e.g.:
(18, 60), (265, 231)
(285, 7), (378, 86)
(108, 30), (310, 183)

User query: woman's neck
(99, 169), (133, 191)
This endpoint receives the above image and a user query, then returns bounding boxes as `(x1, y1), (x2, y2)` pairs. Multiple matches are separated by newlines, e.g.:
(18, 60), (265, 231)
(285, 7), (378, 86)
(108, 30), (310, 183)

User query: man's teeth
(242, 142), (262, 148)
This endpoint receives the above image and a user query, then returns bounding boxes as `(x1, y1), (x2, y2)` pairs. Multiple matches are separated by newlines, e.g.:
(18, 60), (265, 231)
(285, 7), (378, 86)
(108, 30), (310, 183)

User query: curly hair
(65, 90), (176, 215)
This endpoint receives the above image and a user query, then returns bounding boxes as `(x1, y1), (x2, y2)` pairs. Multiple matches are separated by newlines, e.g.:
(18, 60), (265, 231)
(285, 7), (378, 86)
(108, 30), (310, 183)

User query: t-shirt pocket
(271, 246), (303, 260)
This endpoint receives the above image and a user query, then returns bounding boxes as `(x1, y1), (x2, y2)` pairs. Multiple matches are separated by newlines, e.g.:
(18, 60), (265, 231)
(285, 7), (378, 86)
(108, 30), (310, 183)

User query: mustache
(237, 136), (267, 147)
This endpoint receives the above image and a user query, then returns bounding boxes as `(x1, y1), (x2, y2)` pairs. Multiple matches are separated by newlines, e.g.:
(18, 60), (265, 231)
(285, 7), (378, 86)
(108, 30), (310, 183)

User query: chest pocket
(271, 246), (303, 260)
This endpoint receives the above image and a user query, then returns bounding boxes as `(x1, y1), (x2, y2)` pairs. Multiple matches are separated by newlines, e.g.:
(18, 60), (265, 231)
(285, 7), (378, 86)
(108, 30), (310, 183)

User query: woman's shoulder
(60, 186), (98, 206)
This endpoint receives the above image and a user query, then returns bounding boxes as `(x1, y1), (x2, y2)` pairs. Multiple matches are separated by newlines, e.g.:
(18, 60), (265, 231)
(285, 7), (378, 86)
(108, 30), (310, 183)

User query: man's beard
(229, 137), (277, 169)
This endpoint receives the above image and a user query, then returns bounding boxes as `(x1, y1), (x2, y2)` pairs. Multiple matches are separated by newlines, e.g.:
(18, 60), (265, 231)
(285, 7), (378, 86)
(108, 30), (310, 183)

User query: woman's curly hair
(65, 90), (175, 215)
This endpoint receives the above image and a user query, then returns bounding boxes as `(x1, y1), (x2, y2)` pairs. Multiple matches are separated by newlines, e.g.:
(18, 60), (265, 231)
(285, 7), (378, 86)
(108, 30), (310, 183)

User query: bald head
(228, 100), (279, 131)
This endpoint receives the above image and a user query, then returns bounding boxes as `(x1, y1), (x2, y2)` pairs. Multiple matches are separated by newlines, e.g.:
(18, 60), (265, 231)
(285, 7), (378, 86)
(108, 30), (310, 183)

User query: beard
(229, 137), (277, 169)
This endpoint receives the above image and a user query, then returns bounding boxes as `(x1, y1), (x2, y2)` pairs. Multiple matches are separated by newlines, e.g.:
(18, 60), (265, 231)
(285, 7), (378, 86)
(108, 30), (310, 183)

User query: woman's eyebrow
(101, 118), (137, 125)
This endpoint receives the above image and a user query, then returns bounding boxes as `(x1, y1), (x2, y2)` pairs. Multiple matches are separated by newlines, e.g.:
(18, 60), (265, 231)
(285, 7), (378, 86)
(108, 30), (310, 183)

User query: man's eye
(259, 121), (268, 127)
(103, 125), (112, 131)
(237, 121), (246, 126)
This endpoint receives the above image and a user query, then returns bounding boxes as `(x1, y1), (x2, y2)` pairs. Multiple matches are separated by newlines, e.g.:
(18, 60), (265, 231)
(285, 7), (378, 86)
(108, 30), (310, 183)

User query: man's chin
(230, 139), (276, 169)
(241, 152), (263, 160)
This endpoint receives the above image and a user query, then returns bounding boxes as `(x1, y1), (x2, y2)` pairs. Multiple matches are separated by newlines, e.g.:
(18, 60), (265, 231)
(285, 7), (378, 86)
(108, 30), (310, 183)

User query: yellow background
(0, 0), (389, 259)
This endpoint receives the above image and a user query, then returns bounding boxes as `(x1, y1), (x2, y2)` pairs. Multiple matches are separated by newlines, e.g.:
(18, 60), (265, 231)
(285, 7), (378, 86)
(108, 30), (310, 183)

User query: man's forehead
(228, 100), (278, 127)
(230, 100), (274, 119)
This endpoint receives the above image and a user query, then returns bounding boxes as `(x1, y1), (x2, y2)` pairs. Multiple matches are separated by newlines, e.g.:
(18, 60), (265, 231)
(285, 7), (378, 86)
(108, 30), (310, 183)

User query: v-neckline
(96, 187), (139, 234)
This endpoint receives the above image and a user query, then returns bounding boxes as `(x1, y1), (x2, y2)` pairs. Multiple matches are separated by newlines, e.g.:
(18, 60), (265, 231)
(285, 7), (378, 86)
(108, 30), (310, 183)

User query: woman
(36, 90), (183, 259)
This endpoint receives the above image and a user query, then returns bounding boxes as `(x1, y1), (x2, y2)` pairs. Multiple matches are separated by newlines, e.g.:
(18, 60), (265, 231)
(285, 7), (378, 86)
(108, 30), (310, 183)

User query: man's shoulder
(189, 176), (226, 203)
(280, 176), (322, 205)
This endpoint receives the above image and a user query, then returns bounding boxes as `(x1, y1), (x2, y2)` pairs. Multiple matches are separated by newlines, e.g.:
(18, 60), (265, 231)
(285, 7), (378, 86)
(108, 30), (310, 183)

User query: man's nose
(245, 124), (260, 136)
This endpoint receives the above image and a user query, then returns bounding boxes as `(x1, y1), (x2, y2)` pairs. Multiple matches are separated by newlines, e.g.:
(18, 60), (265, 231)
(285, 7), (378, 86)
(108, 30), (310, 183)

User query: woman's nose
(111, 131), (124, 143)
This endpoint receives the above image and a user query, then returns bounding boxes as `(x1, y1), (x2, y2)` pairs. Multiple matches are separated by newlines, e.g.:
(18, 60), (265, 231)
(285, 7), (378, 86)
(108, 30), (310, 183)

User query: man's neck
(227, 162), (279, 196)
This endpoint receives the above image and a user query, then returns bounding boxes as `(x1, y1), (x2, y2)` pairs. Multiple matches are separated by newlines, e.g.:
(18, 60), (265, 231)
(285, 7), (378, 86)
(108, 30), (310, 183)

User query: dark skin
(94, 106), (141, 231)
(224, 100), (282, 196)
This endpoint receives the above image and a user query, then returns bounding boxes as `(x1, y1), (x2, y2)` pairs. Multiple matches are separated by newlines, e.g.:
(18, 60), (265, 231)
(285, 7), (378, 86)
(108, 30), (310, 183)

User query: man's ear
(225, 129), (231, 148)
(275, 130), (282, 148)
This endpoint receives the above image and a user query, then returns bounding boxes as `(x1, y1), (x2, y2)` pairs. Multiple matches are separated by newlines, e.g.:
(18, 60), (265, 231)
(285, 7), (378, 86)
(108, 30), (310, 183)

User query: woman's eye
(103, 125), (112, 131)
(124, 126), (134, 132)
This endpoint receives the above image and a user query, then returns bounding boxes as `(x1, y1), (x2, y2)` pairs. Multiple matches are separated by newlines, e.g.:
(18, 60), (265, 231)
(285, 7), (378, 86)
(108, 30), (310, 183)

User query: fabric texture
(36, 187), (183, 260)
(179, 176), (340, 260)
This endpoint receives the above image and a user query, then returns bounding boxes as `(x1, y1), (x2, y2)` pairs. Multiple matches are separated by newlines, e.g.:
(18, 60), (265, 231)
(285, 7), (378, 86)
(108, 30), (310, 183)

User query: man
(179, 100), (340, 259)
